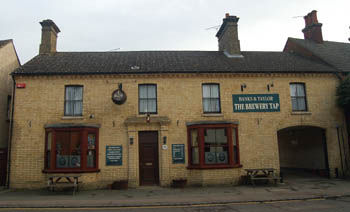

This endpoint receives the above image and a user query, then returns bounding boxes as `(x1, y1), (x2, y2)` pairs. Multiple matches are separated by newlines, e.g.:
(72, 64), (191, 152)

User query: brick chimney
(39, 19), (60, 54)
(216, 13), (242, 57)
(302, 10), (323, 43)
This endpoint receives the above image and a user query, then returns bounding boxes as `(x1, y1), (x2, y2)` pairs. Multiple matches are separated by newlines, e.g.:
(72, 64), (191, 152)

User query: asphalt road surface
(1, 196), (350, 212)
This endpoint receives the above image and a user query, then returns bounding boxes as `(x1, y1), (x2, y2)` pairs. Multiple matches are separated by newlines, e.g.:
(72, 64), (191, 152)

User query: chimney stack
(39, 19), (60, 54)
(302, 10), (323, 43)
(216, 13), (242, 57)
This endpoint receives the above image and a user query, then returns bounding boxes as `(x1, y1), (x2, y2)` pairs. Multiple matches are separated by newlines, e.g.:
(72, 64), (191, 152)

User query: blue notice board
(172, 144), (185, 164)
(106, 145), (122, 166)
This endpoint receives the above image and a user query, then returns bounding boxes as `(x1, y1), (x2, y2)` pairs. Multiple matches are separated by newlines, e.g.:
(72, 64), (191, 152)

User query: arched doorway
(277, 126), (329, 178)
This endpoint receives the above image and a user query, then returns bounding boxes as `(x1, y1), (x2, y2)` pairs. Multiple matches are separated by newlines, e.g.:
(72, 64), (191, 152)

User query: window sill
(187, 164), (242, 169)
(42, 169), (100, 173)
(201, 113), (223, 117)
(291, 111), (312, 115)
(61, 116), (84, 120)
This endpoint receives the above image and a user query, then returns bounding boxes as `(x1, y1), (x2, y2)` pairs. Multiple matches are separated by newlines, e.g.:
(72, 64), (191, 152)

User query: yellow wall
(10, 73), (346, 189)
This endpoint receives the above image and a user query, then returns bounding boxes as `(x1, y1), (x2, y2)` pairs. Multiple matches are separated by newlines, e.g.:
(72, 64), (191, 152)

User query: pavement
(0, 172), (350, 208)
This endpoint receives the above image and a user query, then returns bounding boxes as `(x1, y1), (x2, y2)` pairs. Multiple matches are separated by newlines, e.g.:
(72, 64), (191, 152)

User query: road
(0, 196), (350, 212)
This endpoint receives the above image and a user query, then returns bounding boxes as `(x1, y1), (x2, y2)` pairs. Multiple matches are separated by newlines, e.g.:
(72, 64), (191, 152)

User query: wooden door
(0, 148), (7, 186)
(139, 131), (159, 185)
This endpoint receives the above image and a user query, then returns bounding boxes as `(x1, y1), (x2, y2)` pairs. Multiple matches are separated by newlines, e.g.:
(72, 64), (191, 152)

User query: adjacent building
(8, 12), (349, 189)
(0, 39), (20, 186)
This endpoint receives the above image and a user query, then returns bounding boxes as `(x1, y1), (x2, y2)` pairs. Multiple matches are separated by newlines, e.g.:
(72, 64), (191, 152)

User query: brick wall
(9, 73), (346, 189)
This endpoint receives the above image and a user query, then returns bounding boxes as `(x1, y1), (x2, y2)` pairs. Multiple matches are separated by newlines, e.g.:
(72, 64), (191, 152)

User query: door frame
(138, 131), (159, 186)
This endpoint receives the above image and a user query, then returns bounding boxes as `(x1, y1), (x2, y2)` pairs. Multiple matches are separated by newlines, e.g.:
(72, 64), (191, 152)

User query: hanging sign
(172, 144), (185, 164)
(106, 145), (122, 166)
(232, 94), (280, 112)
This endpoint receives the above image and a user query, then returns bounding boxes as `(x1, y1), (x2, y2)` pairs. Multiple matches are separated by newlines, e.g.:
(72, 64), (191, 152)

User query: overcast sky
(1, 0), (349, 64)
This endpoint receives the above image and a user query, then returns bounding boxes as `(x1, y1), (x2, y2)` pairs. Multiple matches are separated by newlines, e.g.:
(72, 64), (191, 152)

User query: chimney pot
(216, 13), (241, 56)
(39, 19), (60, 54)
(302, 10), (323, 43)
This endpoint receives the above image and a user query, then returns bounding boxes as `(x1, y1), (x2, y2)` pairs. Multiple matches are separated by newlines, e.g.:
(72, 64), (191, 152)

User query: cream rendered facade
(0, 40), (19, 149)
(9, 72), (345, 189)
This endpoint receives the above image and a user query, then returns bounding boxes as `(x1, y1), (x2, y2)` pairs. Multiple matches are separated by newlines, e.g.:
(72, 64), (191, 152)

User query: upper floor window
(139, 84), (157, 114)
(65, 86), (83, 116)
(202, 84), (221, 113)
(290, 83), (307, 111)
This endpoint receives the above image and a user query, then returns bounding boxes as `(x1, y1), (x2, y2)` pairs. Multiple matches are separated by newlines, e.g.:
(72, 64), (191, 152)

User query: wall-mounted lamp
(129, 137), (134, 145)
(267, 83), (274, 92)
(241, 84), (247, 92)
(163, 136), (167, 144)
(146, 113), (150, 123)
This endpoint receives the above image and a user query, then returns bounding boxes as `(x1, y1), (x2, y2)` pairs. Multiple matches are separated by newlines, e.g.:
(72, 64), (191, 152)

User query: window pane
(215, 129), (227, 144)
(147, 99), (156, 113)
(74, 87), (83, 100)
(139, 85), (148, 98)
(46, 132), (52, 168)
(139, 99), (147, 113)
(192, 147), (199, 164)
(297, 97), (306, 111)
(204, 129), (216, 144)
(87, 134), (96, 168)
(74, 101), (83, 115)
(190, 129), (199, 165)
(56, 131), (81, 168)
(210, 99), (220, 112)
(203, 99), (210, 112)
(290, 84), (297, 97)
(210, 85), (219, 98)
(66, 87), (74, 100)
(296, 84), (305, 96)
(147, 85), (156, 98)
(191, 129), (198, 147)
(232, 129), (237, 146)
(291, 97), (298, 111)
(202, 85), (211, 98)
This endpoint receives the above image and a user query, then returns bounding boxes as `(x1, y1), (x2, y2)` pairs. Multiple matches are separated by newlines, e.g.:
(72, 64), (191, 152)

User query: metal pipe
(6, 75), (16, 188)
(336, 126), (345, 177)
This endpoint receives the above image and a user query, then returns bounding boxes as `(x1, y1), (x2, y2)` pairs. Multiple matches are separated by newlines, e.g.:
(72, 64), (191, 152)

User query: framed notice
(106, 145), (122, 166)
(172, 144), (185, 164)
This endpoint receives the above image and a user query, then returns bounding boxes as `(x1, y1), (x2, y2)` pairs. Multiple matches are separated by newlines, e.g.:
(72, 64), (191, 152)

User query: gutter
(6, 75), (16, 188)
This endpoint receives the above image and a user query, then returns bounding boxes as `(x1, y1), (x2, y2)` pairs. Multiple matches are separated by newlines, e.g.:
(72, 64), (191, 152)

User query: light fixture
(129, 137), (134, 145)
(146, 113), (150, 123)
(241, 84), (247, 92)
(267, 83), (274, 91)
(163, 136), (167, 145)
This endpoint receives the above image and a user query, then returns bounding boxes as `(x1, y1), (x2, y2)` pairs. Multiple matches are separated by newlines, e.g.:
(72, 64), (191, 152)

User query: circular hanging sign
(112, 89), (127, 105)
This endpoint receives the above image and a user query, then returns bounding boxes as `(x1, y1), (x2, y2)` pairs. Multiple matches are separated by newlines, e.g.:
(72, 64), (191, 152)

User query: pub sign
(233, 94), (280, 112)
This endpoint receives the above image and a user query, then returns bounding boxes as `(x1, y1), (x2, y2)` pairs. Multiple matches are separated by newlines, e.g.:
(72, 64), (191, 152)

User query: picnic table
(244, 168), (280, 186)
(47, 175), (82, 195)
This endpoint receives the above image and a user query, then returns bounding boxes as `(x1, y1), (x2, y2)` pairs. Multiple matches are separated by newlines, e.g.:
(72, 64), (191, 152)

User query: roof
(0, 39), (12, 48)
(287, 38), (350, 72)
(13, 51), (338, 76)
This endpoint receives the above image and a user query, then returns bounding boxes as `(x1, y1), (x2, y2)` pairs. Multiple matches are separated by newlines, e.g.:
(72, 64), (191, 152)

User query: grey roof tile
(13, 50), (338, 75)
(288, 38), (350, 72)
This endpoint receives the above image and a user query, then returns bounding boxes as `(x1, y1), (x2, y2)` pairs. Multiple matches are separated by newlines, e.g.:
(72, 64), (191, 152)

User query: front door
(139, 131), (159, 185)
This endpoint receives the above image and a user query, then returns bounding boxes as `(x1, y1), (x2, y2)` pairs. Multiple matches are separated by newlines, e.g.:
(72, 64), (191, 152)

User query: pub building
(7, 11), (349, 189)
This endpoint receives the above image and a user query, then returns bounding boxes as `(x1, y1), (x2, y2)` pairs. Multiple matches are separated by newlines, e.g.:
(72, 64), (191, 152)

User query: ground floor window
(44, 127), (99, 173)
(187, 123), (240, 169)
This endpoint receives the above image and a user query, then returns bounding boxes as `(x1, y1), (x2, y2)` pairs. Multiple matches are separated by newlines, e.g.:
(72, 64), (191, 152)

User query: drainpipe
(6, 75), (16, 189)
(336, 126), (345, 178)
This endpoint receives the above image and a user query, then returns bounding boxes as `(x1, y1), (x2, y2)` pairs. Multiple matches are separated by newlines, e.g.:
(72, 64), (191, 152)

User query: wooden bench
(245, 168), (280, 186)
(47, 175), (82, 195)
